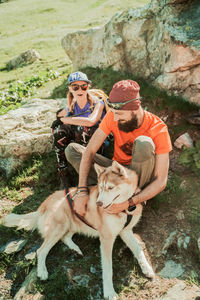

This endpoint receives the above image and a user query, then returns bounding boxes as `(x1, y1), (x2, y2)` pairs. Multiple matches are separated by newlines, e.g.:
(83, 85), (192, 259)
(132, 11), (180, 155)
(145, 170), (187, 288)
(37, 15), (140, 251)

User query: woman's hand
(57, 108), (68, 117)
(73, 193), (89, 216)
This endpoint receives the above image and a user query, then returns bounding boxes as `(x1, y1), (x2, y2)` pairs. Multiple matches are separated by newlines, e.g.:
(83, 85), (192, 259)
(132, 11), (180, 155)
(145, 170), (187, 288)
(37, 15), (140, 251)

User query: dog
(2, 161), (154, 300)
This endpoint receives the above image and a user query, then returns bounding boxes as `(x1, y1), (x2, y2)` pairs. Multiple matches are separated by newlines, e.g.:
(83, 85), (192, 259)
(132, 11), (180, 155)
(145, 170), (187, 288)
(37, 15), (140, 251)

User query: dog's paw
(142, 265), (155, 279)
(145, 268), (155, 279)
(37, 268), (48, 281)
(109, 294), (118, 300)
(104, 291), (118, 300)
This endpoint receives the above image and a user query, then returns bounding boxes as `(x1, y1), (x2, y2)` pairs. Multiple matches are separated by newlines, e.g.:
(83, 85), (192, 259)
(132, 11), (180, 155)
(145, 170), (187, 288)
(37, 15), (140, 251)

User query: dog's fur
(3, 161), (154, 300)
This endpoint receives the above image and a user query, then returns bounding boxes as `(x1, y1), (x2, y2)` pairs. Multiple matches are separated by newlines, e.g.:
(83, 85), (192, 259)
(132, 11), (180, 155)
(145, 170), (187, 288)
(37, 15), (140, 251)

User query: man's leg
(65, 143), (112, 185)
(129, 136), (155, 188)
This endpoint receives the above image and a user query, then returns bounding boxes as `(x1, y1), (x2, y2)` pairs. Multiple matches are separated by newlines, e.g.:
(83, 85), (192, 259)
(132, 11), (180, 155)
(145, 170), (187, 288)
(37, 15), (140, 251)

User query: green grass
(0, 0), (149, 90)
(0, 0), (200, 298)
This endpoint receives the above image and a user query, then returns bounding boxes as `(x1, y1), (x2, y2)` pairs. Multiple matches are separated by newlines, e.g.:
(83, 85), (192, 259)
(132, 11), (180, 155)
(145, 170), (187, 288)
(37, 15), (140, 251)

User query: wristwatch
(128, 198), (136, 212)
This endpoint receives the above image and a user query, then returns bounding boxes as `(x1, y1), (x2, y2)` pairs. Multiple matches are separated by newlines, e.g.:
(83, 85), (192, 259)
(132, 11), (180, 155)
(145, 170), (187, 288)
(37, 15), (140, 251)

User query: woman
(51, 71), (107, 187)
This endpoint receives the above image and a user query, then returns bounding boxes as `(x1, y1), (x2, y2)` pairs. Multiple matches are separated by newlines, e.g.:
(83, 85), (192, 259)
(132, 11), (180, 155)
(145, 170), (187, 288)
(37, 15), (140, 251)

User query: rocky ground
(0, 105), (200, 300)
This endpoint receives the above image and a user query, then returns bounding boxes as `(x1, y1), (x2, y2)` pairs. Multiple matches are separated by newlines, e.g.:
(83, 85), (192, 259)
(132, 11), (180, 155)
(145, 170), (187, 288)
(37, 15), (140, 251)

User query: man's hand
(105, 200), (129, 214)
(73, 193), (89, 216)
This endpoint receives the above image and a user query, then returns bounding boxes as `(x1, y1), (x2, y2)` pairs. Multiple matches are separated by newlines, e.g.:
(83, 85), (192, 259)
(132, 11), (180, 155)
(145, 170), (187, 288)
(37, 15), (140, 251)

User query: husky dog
(2, 161), (154, 300)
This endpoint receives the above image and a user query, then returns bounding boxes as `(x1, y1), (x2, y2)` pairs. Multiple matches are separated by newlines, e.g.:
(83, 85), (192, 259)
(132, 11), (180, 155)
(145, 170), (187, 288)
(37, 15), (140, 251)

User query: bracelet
(77, 186), (88, 190)
(76, 189), (89, 196)
(77, 193), (88, 197)
(77, 186), (89, 194)
(78, 190), (88, 194)
(128, 197), (135, 207)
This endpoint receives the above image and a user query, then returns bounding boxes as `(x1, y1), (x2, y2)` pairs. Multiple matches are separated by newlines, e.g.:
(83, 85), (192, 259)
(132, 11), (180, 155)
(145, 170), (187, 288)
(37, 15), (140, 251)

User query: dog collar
(128, 196), (136, 212)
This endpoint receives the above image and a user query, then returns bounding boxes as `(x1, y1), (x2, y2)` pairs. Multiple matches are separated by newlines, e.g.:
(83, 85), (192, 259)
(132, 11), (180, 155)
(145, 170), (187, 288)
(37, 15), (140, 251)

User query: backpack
(88, 89), (109, 112)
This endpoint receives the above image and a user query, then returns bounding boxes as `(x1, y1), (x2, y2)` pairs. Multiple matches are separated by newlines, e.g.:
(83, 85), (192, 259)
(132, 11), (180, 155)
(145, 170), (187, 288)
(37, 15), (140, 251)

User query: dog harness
(123, 201), (136, 228)
(64, 187), (96, 230)
(64, 188), (136, 230)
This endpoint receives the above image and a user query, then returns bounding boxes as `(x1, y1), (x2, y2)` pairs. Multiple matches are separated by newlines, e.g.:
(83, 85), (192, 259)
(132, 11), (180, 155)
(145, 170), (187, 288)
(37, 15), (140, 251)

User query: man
(65, 80), (172, 216)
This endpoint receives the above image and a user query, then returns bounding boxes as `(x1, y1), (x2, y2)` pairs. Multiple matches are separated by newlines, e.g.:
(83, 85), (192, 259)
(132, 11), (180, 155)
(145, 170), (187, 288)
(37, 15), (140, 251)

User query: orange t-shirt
(100, 110), (172, 165)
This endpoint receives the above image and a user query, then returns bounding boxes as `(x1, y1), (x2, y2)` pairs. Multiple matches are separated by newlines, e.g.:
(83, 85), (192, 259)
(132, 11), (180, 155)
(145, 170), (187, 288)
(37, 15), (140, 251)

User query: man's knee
(65, 142), (85, 168)
(132, 136), (155, 163)
(65, 143), (74, 161)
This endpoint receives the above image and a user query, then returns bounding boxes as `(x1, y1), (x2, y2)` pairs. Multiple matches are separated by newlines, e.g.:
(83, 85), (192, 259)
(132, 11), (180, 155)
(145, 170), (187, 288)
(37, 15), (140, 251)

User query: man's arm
(106, 153), (170, 213)
(73, 128), (108, 215)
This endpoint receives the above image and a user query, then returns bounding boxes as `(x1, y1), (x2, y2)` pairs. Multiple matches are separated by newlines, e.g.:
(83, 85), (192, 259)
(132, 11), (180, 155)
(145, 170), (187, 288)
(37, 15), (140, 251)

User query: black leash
(64, 188), (136, 230)
(64, 187), (96, 230)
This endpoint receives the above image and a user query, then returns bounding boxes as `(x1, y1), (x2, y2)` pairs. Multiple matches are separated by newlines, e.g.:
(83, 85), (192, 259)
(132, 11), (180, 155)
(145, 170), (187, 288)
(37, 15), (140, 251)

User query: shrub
(0, 69), (60, 115)
(179, 140), (200, 176)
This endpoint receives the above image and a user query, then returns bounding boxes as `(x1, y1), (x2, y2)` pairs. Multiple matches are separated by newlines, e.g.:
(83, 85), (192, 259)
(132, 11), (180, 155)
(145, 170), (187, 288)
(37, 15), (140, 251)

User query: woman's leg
(129, 136), (155, 188)
(52, 124), (74, 187)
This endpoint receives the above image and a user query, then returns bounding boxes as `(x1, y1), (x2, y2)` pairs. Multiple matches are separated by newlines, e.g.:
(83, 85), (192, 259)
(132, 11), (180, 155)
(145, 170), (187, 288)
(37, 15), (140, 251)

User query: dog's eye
(108, 186), (114, 190)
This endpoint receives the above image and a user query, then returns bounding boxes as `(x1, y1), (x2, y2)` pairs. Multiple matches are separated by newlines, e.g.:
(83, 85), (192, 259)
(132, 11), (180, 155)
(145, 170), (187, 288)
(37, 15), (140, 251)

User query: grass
(0, 0), (200, 298)
(0, 64), (200, 298)
(0, 0), (149, 90)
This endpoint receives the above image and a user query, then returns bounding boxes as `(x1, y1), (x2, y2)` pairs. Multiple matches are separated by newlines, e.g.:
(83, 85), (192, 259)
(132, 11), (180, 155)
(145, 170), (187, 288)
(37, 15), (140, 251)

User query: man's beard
(118, 112), (139, 133)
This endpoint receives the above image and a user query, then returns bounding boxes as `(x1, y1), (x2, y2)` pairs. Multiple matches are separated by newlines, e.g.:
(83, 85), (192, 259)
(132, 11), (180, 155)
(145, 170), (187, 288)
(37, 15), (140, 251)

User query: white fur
(3, 161), (154, 299)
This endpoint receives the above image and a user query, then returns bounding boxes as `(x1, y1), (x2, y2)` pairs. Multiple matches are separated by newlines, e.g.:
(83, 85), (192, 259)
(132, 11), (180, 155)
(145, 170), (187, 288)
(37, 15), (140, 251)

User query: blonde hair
(67, 89), (97, 113)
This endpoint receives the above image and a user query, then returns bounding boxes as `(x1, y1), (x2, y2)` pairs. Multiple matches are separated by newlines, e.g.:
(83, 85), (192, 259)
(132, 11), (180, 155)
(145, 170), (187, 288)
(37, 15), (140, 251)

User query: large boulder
(6, 49), (40, 70)
(61, 0), (200, 106)
(0, 99), (63, 177)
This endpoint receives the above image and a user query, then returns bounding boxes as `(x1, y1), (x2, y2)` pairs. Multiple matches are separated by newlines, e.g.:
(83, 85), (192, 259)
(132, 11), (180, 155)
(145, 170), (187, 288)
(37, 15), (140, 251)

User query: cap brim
(68, 79), (91, 84)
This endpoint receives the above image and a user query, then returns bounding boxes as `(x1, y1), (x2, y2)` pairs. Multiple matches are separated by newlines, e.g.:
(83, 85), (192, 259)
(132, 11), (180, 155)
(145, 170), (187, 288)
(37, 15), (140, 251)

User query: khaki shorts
(65, 135), (155, 188)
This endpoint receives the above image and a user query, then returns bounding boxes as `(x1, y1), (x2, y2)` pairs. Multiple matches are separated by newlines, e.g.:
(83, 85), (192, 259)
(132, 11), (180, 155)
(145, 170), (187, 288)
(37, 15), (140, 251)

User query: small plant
(0, 69), (60, 115)
(179, 140), (200, 176)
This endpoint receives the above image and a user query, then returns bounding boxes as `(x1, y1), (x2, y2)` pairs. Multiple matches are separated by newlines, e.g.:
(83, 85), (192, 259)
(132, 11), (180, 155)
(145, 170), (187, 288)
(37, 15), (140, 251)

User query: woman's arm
(60, 102), (104, 127)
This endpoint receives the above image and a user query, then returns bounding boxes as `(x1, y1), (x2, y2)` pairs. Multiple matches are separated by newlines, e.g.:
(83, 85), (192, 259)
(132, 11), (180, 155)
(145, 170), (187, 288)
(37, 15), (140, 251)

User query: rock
(176, 210), (185, 220)
(174, 132), (193, 149)
(13, 268), (44, 300)
(73, 274), (90, 287)
(158, 260), (185, 278)
(0, 238), (27, 254)
(61, 0), (200, 106)
(186, 113), (200, 125)
(25, 243), (40, 260)
(0, 98), (63, 177)
(6, 49), (40, 70)
(157, 280), (200, 300)
(162, 231), (177, 255)
(177, 235), (190, 250)
(162, 231), (191, 255)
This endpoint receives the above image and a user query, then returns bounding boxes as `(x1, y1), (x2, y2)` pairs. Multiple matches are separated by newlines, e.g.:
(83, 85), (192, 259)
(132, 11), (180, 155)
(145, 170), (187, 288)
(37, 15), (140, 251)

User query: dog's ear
(94, 163), (105, 177)
(112, 160), (128, 178)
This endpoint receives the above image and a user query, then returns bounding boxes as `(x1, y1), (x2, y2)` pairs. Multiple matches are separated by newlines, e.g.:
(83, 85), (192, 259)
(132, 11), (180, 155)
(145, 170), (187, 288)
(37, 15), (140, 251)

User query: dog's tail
(3, 212), (39, 231)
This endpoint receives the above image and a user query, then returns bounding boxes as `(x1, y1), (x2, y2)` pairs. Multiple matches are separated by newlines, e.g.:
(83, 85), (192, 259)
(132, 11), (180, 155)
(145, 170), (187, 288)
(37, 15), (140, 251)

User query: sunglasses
(106, 97), (142, 110)
(70, 83), (88, 91)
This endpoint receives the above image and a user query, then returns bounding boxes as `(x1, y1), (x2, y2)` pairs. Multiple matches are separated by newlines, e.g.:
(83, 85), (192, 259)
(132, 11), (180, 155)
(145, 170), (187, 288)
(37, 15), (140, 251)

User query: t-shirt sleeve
(153, 126), (172, 154)
(99, 111), (113, 135)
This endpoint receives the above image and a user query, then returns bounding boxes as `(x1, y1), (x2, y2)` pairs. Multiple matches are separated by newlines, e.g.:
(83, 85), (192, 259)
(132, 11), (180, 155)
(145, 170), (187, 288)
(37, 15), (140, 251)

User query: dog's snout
(97, 201), (103, 207)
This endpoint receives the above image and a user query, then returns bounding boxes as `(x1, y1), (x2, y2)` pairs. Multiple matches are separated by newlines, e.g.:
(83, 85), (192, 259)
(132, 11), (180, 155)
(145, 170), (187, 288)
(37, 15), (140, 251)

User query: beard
(118, 112), (139, 133)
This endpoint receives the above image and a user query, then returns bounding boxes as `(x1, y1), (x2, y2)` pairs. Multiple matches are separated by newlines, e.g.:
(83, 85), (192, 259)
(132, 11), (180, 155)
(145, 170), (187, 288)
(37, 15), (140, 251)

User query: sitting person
(63, 79), (172, 215)
(51, 71), (107, 187)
